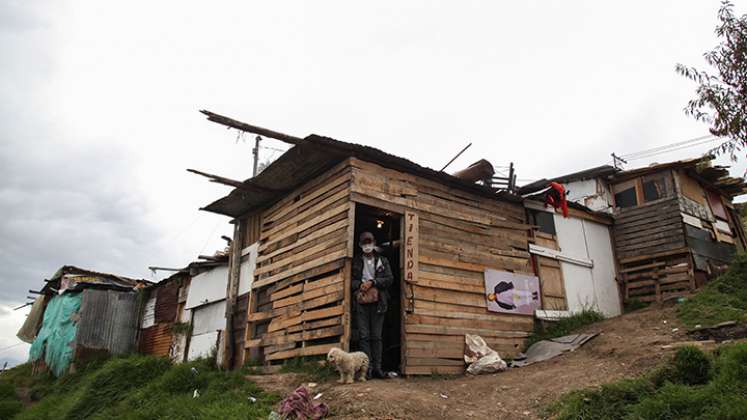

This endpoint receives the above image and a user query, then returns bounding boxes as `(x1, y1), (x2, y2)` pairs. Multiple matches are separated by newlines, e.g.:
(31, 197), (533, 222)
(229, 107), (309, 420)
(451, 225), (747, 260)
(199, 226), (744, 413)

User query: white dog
(326, 347), (369, 384)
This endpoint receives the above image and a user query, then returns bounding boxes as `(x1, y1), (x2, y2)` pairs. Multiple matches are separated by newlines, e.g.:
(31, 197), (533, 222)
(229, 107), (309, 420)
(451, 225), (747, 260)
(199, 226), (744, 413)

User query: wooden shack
(520, 158), (747, 304)
(197, 114), (535, 375)
(608, 159), (747, 303)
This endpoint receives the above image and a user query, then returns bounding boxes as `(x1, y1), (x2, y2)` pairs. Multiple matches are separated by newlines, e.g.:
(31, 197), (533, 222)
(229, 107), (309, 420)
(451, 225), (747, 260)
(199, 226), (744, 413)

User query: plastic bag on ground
(464, 334), (508, 375)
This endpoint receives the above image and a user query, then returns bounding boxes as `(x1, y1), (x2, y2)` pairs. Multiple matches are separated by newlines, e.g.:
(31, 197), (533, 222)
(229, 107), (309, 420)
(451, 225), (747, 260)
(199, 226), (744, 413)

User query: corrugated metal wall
(138, 323), (173, 356)
(76, 289), (139, 357)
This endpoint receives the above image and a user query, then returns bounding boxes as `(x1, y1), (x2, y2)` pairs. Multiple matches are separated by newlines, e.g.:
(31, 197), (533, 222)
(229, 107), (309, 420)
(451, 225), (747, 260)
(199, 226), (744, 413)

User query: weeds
(548, 344), (747, 420)
(5, 355), (279, 420)
(677, 252), (747, 328)
(279, 357), (337, 382)
(526, 309), (605, 348)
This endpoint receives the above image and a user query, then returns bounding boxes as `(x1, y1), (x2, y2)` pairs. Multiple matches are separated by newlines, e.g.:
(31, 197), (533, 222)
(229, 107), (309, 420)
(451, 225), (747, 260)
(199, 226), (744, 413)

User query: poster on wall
(484, 269), (541, 315)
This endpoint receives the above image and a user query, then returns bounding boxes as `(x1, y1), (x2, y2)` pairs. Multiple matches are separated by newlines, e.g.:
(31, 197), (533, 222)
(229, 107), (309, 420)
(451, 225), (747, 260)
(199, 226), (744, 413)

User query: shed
(196, 112), (536, 375)
(524, 200), (621, 317)
(22, 266), (150, 376)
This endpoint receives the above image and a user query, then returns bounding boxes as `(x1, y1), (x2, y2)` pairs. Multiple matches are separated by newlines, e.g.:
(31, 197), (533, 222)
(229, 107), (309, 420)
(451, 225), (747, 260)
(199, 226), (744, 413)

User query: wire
(625, 137), (720, 161)
(620, 134), (716, 159)
(0, 342), (24, 354)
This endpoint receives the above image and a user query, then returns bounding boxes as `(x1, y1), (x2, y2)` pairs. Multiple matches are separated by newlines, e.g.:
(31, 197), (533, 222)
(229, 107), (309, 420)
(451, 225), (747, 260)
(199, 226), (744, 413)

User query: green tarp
(29, 292), (82, 377)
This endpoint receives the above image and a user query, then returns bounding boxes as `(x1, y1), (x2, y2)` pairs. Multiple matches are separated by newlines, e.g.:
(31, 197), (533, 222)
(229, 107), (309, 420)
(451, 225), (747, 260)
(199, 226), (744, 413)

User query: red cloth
(278, 386), (329, 420)
(545, 182), (569, 218)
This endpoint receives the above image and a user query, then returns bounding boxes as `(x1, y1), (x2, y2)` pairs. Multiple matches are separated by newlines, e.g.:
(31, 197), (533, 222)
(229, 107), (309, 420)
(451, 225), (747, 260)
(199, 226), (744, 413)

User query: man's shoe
(372, 368), (387, 379)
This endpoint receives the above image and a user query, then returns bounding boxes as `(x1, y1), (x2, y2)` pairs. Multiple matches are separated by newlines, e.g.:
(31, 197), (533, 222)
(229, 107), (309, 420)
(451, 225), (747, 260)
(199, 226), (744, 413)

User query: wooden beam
(200, 110), (303, 145)
(186, 169), (282, 193)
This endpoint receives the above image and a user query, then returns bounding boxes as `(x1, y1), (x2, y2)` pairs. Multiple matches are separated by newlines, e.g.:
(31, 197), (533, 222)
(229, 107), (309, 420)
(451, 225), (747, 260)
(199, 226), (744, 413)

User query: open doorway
(352, 203), (402, 373)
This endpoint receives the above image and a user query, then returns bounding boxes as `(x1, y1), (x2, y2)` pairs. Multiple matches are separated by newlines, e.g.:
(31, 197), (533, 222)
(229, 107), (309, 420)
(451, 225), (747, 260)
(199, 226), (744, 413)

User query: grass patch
(526, 309), (605, 348)
(2, 355), (279, 420)
(279, 357), (337, 382)
(677, 252), (747, 328)
(548, 343), (747, 420)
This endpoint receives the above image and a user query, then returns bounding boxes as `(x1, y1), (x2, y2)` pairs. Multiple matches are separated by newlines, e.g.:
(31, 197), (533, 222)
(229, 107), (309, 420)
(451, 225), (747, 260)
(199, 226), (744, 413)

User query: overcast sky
(1, 0), (744, 366)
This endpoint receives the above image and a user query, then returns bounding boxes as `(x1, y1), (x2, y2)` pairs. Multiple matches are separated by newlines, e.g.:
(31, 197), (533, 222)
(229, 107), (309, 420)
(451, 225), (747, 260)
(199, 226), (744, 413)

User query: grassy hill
(0, 356), (278, 420)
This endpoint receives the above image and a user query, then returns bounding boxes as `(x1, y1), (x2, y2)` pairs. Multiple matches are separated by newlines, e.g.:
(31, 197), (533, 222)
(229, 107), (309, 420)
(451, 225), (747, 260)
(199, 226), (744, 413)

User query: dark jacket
(352, 252), (394, 314)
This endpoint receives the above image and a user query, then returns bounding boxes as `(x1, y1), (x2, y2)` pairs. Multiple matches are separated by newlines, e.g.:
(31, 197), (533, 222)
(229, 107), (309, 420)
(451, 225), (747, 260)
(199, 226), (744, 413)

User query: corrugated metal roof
(202, 134), (520, 218)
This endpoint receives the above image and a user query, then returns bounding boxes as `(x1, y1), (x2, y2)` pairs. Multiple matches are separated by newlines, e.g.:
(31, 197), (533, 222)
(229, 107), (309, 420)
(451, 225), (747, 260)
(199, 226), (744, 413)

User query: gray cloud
(0, 1), (162, 306)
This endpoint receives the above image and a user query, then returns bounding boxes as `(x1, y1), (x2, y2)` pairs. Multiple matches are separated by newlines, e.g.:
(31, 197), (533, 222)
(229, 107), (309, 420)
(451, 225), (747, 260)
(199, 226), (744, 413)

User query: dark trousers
(355, 303), (385, 370)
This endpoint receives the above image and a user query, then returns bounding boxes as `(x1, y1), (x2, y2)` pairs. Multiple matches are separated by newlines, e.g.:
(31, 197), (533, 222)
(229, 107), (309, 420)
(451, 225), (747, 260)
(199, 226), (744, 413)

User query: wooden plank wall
(244, 161), (354, 364)
(613, 197), (692, 303)
(532, 233), (567, 310)
(348, 158), (535, 375)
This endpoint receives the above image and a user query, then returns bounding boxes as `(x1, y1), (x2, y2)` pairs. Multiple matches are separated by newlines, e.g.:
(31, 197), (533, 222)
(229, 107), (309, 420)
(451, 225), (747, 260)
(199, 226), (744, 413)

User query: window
(614, 187), (637, 208)
(530, 210), (556, 235)
(641, 173), (673, 203)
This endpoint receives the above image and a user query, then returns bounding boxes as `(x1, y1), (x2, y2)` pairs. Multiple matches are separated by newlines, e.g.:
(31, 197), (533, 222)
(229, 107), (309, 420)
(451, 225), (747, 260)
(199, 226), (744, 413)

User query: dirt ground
(249, 305), (690, 419)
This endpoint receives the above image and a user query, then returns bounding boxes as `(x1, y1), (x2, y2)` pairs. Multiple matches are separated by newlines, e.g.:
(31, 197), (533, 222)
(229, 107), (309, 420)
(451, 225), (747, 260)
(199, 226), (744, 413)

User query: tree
(677, 1), (747, 160)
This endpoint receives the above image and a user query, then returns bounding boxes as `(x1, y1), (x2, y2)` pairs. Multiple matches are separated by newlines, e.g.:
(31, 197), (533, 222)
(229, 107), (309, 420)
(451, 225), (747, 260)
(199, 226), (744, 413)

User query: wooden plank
(270, 283), (303, 302)
(262, 187), (350, 240)
(404, 365), (464, 375)
(342, 259), (352, 351)
(406, 357), (464, 366)
(618, 244), (689, 261)
(257, 220), (348, 264)
(256, 233), (347, 276)
(407, 313), (532, 332)
(405, 323), (531, 338)
(404, 210), (419, 288)
(262, 161), (351, 223)
(253, 250), (347, 289)
(406, 346), (464, 359)
(265, 343), (337, 361)
(620, 262), (665, 274)
(350, 191), (407, 215)
(259, 202), (350, 253)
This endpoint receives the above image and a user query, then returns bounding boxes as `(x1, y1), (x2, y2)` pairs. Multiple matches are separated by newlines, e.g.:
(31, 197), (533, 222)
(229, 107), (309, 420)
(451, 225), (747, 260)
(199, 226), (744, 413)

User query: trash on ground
(313, 393), (323, 400)
(439, 393), (448, 399)
(307, 382), (317, 388)
(464, 334), (508, 375)
(278, 386), (329, 420)
(510, 333), (598, 368)
(193, 389), (200, 398)
(248, 396), (257, 403)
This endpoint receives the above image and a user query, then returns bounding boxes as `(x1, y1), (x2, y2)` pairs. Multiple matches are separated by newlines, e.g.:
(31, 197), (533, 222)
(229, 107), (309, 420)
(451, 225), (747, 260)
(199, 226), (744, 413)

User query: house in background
(521, 156), (747, 304)
(138, 249), (257, 369)
(18, 266), (150, 376)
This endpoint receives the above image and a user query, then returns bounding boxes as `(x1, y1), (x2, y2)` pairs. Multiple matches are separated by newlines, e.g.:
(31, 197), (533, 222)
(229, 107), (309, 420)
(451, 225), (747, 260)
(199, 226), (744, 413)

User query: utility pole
(611, 153), (627, 169)
(252, 136), (262, 177)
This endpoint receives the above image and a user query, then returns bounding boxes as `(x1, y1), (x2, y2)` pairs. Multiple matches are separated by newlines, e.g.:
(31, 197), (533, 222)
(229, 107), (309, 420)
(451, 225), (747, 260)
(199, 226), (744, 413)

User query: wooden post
(402, 211), (419, 375)
(224, 221), (244, 368)
(341, 259), (352, 351)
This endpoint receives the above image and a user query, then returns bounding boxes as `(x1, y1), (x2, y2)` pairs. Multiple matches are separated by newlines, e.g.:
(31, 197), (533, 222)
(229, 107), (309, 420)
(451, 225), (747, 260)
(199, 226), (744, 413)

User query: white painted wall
(565, 179), (614, 213)
(191, 299), (226, 335)
(554, 213), (621, 317)
(238, 242), (258, 296)
(185, 265), (229, 309)
(187, 299), (226, 361)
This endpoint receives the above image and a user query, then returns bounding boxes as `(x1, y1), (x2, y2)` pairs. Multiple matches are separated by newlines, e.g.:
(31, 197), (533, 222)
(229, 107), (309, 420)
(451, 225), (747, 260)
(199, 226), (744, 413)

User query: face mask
(361, 244), (375, 254)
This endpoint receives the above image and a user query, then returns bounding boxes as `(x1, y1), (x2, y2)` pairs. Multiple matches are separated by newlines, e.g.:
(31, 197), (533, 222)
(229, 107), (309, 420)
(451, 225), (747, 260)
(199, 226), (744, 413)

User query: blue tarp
(29, 292), (82, 377)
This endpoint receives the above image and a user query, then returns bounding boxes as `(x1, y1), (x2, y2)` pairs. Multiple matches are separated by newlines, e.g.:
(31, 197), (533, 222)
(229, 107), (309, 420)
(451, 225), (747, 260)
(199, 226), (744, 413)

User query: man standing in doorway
(352, 231), (393, 379)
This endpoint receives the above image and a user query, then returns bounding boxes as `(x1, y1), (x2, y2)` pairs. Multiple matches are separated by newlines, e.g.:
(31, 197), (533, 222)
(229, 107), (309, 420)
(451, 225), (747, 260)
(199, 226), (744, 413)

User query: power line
(620, 134), (716, 160)
(625, 137), (720, 161)
(0, 342), (24, 354)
